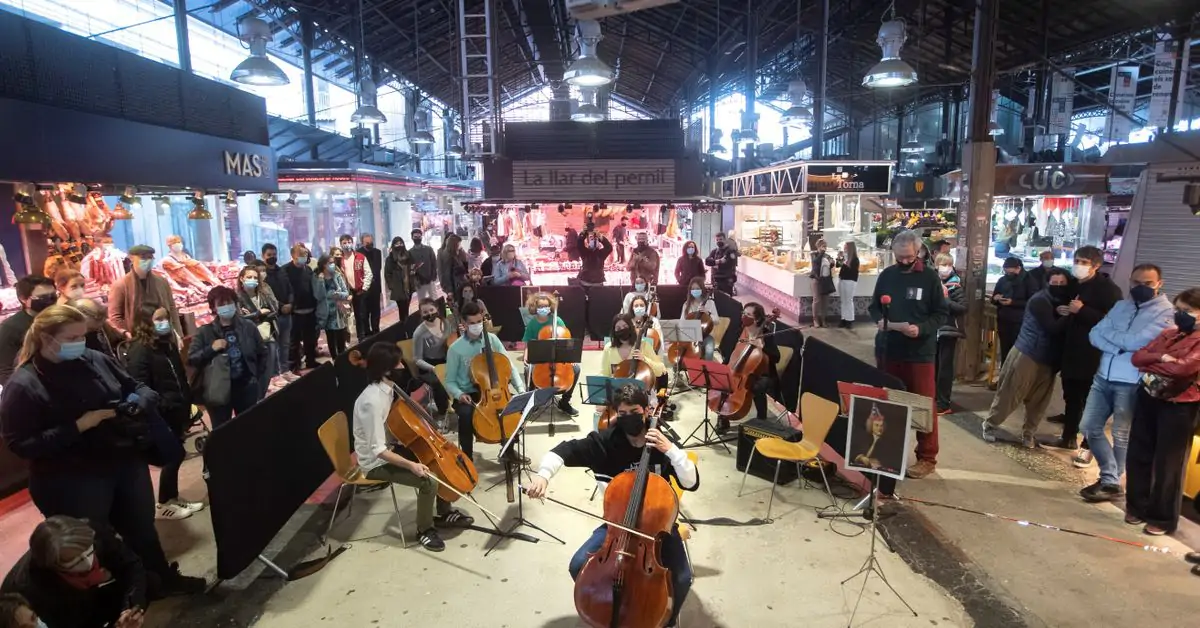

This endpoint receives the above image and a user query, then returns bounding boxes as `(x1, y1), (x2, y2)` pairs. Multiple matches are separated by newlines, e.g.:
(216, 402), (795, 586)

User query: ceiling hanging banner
(1105, 66), (1140, 142)
(1178, 40), (1192, 126)
(1147, 35), (1177, 128)
(1048, 67), (1075, 135)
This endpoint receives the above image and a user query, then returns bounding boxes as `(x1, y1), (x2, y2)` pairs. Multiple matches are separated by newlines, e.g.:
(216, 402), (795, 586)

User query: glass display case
(987, 195), (1104, 284)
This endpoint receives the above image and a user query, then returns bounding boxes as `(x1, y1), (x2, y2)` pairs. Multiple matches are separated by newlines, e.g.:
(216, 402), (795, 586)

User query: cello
(629, 293), (662, 354)
(667, 284), (715, 364)
(469, 313), (519, 445)
(574, 393), (677, 628)
(385, 382), (478, 503)
(707, 308), (781, 422)
(531, 291), (578, 392)
(598, 318), (657, 431)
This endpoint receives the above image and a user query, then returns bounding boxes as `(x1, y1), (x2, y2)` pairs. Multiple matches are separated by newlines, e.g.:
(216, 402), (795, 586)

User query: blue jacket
(1014, 289), (1070, 366)
(1089, 294), (1174, 384)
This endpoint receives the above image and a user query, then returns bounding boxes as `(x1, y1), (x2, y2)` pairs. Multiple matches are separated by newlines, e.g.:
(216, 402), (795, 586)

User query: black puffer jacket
(992, 270), (1039, 324)
(125, 337), (192, 423)
(1059, 272), (1123, 380)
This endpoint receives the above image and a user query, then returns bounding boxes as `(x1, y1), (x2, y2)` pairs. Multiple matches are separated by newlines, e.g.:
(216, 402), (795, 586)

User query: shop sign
(512, 159), (675, 199)
(996, 164), (1109, 196)
(1048, 68), (1075, 135)
(805, 164), (891, 194)
(223, 151), (269, 178)
(1105, 66), (1140, 141)
(1147, 35), (1178, 128)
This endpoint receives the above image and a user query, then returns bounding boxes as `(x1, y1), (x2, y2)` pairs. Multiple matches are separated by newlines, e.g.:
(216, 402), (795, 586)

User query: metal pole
(744, 0), (757, 167)
(707, 57), (717, 152)
(895, 108), (904, 165)
(1165, 20), (1192, 133)
(173, 0), (191, 74)
(957, 0), (999, 379)
(950, 89), (962, 167)
(812, 0), (828, 158)
(301, 18), (318, 158)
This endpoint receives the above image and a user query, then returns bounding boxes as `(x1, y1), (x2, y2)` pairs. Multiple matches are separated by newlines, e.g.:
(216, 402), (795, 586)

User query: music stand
(525, 337), (583, 436)
(679, 357), (735, 451)
(484, 387), (563, 556)
(660, 319), (703, 393)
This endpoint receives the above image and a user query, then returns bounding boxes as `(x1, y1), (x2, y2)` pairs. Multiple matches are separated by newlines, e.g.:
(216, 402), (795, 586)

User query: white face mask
(468, 322), (485, 337)
(938, 266), (953, 279)
(169, 242), (184, 254)
(1042, 259), (1054, 268)
(1072, 263), (1092, 280)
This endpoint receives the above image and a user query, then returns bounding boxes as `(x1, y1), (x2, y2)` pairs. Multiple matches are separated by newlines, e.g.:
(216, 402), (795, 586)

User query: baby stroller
(116, 338), (212, 457)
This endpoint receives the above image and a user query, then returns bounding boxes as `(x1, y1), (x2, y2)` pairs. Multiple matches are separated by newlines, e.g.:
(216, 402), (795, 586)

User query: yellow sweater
(600, 338), (666, 377)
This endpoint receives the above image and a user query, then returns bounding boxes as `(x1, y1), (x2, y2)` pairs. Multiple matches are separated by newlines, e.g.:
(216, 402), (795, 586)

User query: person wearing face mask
(67, 298), (125, 361)
(681, 277), (720, 361)
(934, 255), (967, 414)
(124, 305), (202, 520)
(1050, 245), (1122, 458)
(719, 302), (781, 432)
(808, 239), (836, 328)
(0, 275), (56, 385)
(0, 306), (205, 598)
(1126, 287), (1200, 536)
(411, 299), (451, 418)
(407, 228), (439, 301)
(836, 241), (860, 328)
(576, 228), (613, 287)
(492, 243), (530, 287)
(982, 268), (1073, 449)
(466, 237), (486, 270)
(316, 254), (350, 359)
(357, 233), (383, 337)
(1076, 264), (1174, 503)
(53, 269), (86, 305)
(674, 239), (705, 287)
(1, 516), (148, 628)
(991, 257), (1038, 366)
(236, 266), (281, 395)
(479, 244), (502, 284)
(621, 275), (654, 313)
(261, 244), (297, 382)
(627, 232), (660, 285)
(285, 244), (320, 374)
(188, 286), (269, 428)
(522, 292), (580, 416)
(107, 245), (179, 339)
(601, 313), (666, 386)
(445, 302), (525, 459)
(705, 232), (739, 295)
(868, 230), (948, 481)
(524, 384), (697, 628)
(1027, 249), (1058, 291)
(612, 216), (628, 264)
(437, 234), (469, 301)
(336, 235), (373, 341)
(384, 236), (414, 323)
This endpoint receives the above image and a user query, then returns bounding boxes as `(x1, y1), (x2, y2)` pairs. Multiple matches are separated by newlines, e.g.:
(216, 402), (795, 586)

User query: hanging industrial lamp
(447, 130), (464, 155)
(780, 79), (814, 128)
(351, 77), (388, 124)
(11, 190), (49, 225)
(989, 89), (1005, 136)
(901, 126), (924, 153)
(188, 191), (212, 220)
(708, 129), (728, 155)
(572, 87), (604, 123)
(863, 19), (918, 88)
(230, 17), (289, 86)
(564, 20), (613, 88)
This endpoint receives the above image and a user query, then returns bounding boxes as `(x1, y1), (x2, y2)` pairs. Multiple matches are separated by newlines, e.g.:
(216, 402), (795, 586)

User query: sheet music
(884, 389), (934, 433)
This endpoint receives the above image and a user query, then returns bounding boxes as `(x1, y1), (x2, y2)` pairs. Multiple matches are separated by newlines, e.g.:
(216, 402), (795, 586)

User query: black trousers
(364, 289), (381, 336)
(452, 391), (482, 459)
(615, 242), (626, 263)
(417, 358), (450, 414)
(714, 276), (735, 295)
(997, 319), (1021, 366)
(29, 460), (171, 577)
(1125, 389), (1199, 532)
(752, 373), (777, 421)
(157, 406), (192, 504)
(394, 292), (412, 325)
(352, 292), (368, 339)
(207, 376), (259, 429)
(325, 328), (348, 358)
(935, 335), (959, 410)
(289, 311), (319, 371)
(1061, 376), (1093, 444)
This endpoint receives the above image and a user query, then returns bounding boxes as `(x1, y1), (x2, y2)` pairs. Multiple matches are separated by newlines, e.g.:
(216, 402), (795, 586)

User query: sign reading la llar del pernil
(512, 160), (675, 199)
(224, 151), (269, 178)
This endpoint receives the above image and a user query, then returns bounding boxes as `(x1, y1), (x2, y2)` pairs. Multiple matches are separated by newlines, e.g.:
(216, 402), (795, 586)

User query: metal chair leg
(388, 485), (408, 548)
(737, 447), (756, 497)
(814, 457), (837, 507)
(765, 460), (782, 522)
(323, 483), (348, 543)
(346, 485), (356, 519)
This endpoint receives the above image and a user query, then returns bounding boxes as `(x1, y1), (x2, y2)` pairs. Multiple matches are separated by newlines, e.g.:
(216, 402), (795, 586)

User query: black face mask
(895, 261), (915, 272)
(412, 237), (423, 245)
(362, 242), (374, 249)
(422, 313), (438, 322)
(1175, 310), (1196, 333)
(1048, 285), (1070, 302)
(616, 412), (647, 436)
(29, 294), (55, 313)
(615, 328), (634, 341)
(389, 368), (406, 382)
(716, 241), (726, 248)
(264, 256), (277, 266)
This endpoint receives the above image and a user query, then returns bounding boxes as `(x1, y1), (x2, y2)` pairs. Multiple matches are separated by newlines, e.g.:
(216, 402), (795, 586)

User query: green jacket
(868, 263), (949, 363)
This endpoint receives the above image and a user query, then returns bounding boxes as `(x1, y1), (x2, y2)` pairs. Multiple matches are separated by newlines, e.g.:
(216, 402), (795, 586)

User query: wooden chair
(711, 316), (731, 350)
(776, 346), (795, 374)
(317, 412), (408, 547)
(434, 363), (449, 389)
(670, 451), (699, 567)
(738, 393), (840, 521)
(396, 339), (417, 373)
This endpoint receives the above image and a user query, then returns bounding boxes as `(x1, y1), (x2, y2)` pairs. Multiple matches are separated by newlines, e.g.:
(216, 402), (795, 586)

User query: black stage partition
(798, 337), (905, 457)
(654, 285), (687, 323)
(206, 365), (339, 580)
(583, 286), (625, 341)
(334, 321), (409, 422)
(475, 286), (589, 342)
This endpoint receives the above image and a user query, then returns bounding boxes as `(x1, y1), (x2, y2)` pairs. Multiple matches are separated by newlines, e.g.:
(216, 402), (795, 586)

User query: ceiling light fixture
(707, 129), (727, 155)
(989, 89), (1005, 136)
(564, 20), (613, 88)
(572, 87), (604, 123)
(12, 191), (49, 225)
(863, 18), (918, 88)
(351, 77), (388, 124)
(901, 126), (924, 153)
(231, 16), (290, 86)
(188, 191), (212, 220)
(780, 79), (813, 128)
(739, 111), (759, 143)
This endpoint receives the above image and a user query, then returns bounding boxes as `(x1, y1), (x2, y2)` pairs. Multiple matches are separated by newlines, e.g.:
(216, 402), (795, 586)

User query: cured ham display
(80, 244), (127, 286)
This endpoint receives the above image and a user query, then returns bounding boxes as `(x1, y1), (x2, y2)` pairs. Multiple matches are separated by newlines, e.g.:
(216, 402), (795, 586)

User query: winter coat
(1089, 294), (1175, 384)
(1059, 273), (1123, 381)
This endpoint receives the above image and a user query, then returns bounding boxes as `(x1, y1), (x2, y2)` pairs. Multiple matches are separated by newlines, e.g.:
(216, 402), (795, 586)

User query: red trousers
(878, 358), (940, 464)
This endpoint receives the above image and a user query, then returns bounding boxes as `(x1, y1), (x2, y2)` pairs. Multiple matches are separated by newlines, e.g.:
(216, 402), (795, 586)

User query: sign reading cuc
(224, 151), (268, 178)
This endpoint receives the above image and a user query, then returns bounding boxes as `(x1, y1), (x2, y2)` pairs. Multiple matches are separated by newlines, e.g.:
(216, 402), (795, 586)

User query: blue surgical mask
(635, 283), (646, 292)
(56, 339), (86, 361)
(690, 289), (702, 298)
(327, 263), (338, 273)
(242, 278), (259, 290)
(537, 306), (551, 317)
(154, 320), (172, 335)
(686, 247), (696, 255)
(633, 306), (647, 317)
(137, 258), (153, 272)
(216, 304), (237, 320)
(297, 255), (309, 265)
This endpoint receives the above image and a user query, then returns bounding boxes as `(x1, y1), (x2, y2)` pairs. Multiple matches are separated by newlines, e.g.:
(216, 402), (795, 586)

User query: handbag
(819, 275), (837, 295)
(192, 353), (231, 407)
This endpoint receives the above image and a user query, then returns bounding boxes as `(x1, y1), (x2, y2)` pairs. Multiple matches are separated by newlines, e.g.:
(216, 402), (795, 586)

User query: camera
(585, 210), (596, 232)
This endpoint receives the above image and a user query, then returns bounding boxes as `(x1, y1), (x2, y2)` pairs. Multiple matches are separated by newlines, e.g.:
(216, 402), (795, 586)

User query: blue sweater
(1014, 290), (1069, 366)
(1089, 294), (1175, 384)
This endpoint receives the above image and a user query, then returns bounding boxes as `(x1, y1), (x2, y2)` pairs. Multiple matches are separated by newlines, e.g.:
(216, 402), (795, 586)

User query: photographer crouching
(0, 305), (206, 599)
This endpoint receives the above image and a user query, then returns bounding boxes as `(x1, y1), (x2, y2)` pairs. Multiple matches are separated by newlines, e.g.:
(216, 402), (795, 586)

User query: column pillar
(301, 18), (319, 158)
(173, 0), (191, 73)
(812, 0), (829, 158)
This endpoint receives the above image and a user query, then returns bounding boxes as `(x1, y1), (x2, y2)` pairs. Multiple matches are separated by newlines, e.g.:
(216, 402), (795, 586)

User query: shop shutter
(1133, 163), (1200, 297)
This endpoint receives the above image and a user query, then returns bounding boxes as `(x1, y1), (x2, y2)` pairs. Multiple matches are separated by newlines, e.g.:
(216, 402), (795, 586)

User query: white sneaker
(156, 499), (198, 520)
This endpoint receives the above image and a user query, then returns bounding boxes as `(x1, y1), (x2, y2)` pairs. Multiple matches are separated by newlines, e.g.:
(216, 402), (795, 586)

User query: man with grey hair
(868, 230), (948, 480)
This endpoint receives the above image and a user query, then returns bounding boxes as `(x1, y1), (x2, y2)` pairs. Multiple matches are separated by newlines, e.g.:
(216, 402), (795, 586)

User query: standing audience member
(236, 265), (281, 395)
(68, 298), (125, 360)
(408, 229), (439, 301)
(384, 237), (413, 323)
(1078, 264), (1174, 503)
(674, 240), (705, 288)
(563, 227), (580, 262)
(316, 254), (350, 359)
(706, 232), (739, 295)
(438, 234), (469, 301)
(612, 216), (628, 264)
(836, 241), (860, 328)
(466, 237), (486, 270)
(982, 268), (1072, 448)
(576, 229), (613, 287)
(242, 250), (258, 266)
(935, 254), (967, 414)
(1054, 246), (1123, 460)
(1126, 287), (1200, 536)
(627, 232), (660, 285)
(0, 275), (56, 385)
(262, 243), (297, 382)
(1, 516), (147, 627)
(868, 230), (948, 480)
(285, 244), (319, 374)
(125, 305), (203, 520)
(108, 245), (180, 338)
(0, 305), (205, 596)
(337, 235), (373, 341)
(188, 287), (268, 428)
(54, 269), (86, 304)
(991, 256), (1037, 366)
(492, 244), (531, 287)
(480, 244), (502, 283)
(411, 299), (451, 419)
(1028, 249), (1057, 290)
(358, 233), (383, 337)
(808, 239), (835, 328)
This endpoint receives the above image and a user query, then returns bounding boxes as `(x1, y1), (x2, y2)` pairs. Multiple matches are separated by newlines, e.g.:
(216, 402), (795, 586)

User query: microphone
(880, 295), (892, 328)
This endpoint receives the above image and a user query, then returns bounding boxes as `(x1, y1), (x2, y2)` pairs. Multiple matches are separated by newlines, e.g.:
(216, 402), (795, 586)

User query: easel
(660, 318), (703, 394)
(525, 337), (582, 437)
(679, 356), (735, 451)
(483, 387), (564, 556)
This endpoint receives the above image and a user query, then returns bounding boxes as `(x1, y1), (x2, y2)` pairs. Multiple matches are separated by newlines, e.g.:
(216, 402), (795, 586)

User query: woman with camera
(188, 286), (269, 429)
(0, 305), (205, 598)
(124, 304), (204, 521)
